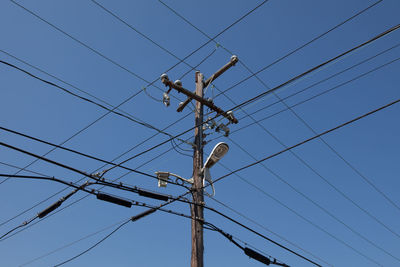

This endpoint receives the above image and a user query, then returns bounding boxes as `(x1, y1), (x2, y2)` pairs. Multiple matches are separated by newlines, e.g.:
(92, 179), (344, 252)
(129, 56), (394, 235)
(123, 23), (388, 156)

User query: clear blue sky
(0, 0), (399, 266)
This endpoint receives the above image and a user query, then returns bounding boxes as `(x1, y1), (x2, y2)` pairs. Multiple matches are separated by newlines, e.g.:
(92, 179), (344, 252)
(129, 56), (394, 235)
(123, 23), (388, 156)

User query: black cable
(212, 97), (400, 186)
(207, 189), (332, 267)
(207, 53), (400, 256)
(19, 218), (128, 267)
(0, 178), (94, 240)
(0, 60), (192, 146)
(53, 218), (131, 267)
(0, 216), (36, 241)
(98, 23), (400, 174)
(0, 134), (187, 239)
(228, 56), (400, 137)
(0, 139), (188, 189)
(229, 24), (400, 112)
(7, 46), (394, 266)
(2, 167), (319, 266)
(170, 138), (192, 158)
(10, 0), (269, 113)
(51, 198), (289, 267)
(193, 51), (400, 257)
(0, 125), (186, 188)
(4, 0), (246, 189)
(236, 44), (400, 121)
(158, 0), (386, 108)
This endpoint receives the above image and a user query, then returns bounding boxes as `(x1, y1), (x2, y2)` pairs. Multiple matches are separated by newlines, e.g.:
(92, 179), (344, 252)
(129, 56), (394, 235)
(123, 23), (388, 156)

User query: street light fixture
(202, 142), (229, 196)
(156, 142), (229, 197)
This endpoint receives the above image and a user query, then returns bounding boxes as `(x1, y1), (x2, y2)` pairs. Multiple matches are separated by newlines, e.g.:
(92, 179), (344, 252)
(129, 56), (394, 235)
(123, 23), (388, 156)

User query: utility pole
(160, 55), (239, 267)
(191, 71), (204, 267)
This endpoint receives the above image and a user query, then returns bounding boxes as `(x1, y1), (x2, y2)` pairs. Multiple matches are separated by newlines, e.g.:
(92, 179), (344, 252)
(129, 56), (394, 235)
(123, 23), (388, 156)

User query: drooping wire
(3, 0), (267, 191)
(207, 190), (333, 266)
(211, 97), (400, 188)
(107, 23), (400, 175)
(227, 56), (400, 134)
(53, 218), (131, 267)
(0, 0), (271, 238)
(0, 60), (193, 146)
(0, 134), (187, 238)
(2, 169), (320, 266)
(235, 44), (400, 121)
(0, 125), (186, 188)
(207, 56), (400, 258)
(226, 24), (400, 114)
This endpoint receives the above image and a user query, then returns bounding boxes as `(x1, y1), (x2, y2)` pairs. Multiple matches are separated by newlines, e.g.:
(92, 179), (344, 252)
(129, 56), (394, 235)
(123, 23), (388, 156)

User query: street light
(202, 142), (229, 196)
(155, 142), (229, 196)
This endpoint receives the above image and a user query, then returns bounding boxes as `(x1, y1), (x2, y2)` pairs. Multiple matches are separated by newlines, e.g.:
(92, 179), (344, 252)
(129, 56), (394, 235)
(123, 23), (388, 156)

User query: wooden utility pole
(191, 71), (204, 267)
(160, 55), (239, 267)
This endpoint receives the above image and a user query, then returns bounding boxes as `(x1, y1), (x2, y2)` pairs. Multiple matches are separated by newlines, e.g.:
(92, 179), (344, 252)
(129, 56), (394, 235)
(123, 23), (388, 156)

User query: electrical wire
(2, 169), (320, 265)
(211, 97), (400, 188)
(202, 53), (400, 256)
(0, 125), (186, 188)
(0, 121), (188, 227)
(207, 187), (333, 267)
(226, 24), (400, 113)
(157, 0), (385, 110)
(35, 199), (288, 267)
(228, 56), (400, 136)
(0, 178), (94, 240)
(19, 217), (128, 267)
(10, 0), (269, 113)
(3, 0), (262, 188)
(0, 142), (190, 201)
(227, 136), (399, 263)
(2, 169), (324, 266)
(4, 32), (398, 248)
(236, 43), (400, 120)
(95, 23), (400, 175)
(0, 59), (192, 146)
(53, 218), (131, 267)
(0, 135), (190, 238)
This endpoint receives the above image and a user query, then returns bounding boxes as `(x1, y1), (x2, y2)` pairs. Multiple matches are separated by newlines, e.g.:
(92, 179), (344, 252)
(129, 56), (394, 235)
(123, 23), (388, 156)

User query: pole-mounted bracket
(177, 55), (238, 113)
(160, 71), (238, 124)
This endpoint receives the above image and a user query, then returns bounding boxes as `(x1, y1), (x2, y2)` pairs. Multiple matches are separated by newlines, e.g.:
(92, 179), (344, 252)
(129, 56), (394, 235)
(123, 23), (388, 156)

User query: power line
(207, 174), (333, 267)
(0, 116), (190, 228)
(97, 23), (400, 174)
(0, 177), (96, 240)
(19, 217), (128, 266)
(157, 0), (383, 82)
(0, 59), (192, 146)
(226, 56), (400, 137)
(3, 0), (269, 189)
(144, 6), (399, 245)
(0, 170), (321, 265)
(195, 55), (400, 259)
(212, 96), (400, 189)
(0, 142), (179, 239)
(226, 136), (399, 262)
(0, 125), (187, 188)
(53, 218), (131, 267)
(44, 200), (289, 267)
(235, 44), (400, 120)
(213, 163), (380, 265)
(226, 24), (400, 113)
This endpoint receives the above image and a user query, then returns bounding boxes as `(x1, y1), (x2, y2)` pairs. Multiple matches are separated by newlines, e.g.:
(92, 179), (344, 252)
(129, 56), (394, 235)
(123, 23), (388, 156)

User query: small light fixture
(202, 142), (229, 196)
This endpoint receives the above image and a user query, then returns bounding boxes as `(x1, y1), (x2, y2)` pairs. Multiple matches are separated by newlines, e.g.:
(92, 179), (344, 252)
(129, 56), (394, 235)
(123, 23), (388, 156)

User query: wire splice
(96, 193), (132, 208)
(137, 189), (170, 201)
(244, 247), (271, 265)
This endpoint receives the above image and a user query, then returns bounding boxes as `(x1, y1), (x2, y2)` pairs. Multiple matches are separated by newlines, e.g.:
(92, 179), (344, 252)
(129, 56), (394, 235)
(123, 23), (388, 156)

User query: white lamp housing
(202, 142), (229, 196)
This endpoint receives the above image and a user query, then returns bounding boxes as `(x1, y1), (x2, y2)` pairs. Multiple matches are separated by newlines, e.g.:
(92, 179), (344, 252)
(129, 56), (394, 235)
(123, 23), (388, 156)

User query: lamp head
(204, 142), (229, 169)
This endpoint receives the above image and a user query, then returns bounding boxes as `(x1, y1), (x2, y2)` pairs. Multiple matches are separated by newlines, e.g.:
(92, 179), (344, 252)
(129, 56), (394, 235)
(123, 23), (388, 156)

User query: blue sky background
(0, 0), (399, 266)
